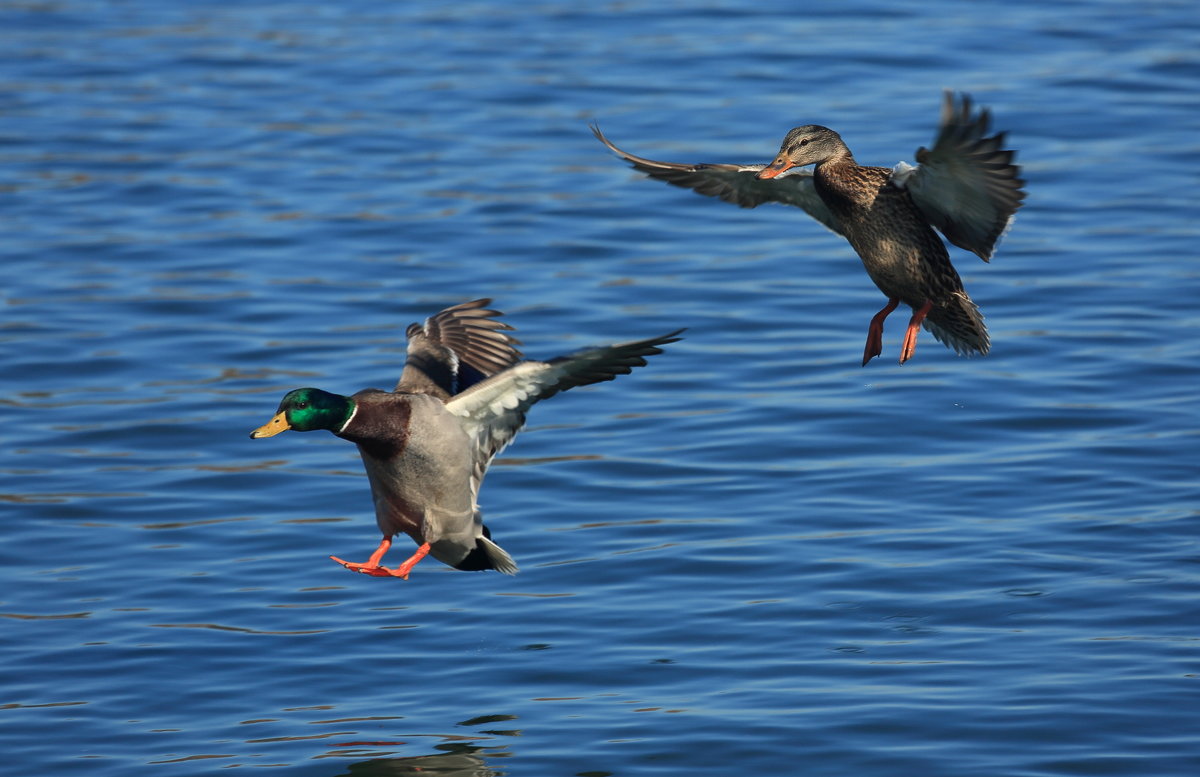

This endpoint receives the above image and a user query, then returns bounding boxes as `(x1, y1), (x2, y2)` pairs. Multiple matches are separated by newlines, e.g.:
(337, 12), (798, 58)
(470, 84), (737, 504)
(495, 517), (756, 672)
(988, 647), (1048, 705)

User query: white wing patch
(442, 331), (681, 499)
(890, 160), (917, 188)
(445, 360), (557, 495)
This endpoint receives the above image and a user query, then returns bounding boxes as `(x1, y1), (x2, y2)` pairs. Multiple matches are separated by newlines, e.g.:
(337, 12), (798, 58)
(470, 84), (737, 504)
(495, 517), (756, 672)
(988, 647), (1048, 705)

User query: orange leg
(393, 543), (431, 579)
(331, 537), (431, 580)
(862, 297), (900, 366)
(899, 299), (934, 365)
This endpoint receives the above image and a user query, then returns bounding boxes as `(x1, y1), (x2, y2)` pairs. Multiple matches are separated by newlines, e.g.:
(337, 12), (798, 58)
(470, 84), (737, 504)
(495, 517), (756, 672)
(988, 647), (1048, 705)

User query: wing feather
(445, 330), (683, 496)
(898, 91), (1026, 261)
(396, 298), (523, 397)
(592, 124), (843, 236)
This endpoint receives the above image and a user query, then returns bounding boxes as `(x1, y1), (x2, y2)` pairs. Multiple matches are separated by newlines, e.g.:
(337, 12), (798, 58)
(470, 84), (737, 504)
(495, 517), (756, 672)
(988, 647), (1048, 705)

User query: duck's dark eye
(799, 138), (809, 147)
(296, 402), (309, 409)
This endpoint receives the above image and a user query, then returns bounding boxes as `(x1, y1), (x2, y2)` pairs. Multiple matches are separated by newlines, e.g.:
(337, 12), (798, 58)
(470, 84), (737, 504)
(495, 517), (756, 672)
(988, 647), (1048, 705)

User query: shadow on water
(329, 742), (507, 777)
(315, 715), (521, 777)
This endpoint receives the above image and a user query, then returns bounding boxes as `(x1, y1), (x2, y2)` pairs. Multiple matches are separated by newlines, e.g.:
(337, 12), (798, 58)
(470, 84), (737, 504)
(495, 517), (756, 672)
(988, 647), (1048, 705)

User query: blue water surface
(3, 1), (1199, 775)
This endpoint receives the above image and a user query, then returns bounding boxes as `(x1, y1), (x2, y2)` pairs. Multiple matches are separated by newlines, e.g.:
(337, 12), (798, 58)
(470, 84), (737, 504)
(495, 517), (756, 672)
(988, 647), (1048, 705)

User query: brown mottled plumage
(793, 134), (991, 363)
(594, 91), (1025, 364)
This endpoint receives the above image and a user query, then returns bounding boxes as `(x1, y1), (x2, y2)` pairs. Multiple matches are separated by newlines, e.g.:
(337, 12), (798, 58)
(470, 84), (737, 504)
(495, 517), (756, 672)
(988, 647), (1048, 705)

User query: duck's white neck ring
(338, 402), (358, 434)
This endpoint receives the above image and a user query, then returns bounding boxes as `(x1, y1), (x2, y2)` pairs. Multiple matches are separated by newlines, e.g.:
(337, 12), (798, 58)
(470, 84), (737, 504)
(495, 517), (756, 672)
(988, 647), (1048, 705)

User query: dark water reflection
(332, 743), (507, 777)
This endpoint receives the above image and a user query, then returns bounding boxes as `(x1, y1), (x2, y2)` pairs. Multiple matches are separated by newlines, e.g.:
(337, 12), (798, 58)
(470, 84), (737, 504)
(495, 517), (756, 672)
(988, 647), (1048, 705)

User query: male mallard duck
(593, 91), (1025, 365)
(251, 299), (682, 579)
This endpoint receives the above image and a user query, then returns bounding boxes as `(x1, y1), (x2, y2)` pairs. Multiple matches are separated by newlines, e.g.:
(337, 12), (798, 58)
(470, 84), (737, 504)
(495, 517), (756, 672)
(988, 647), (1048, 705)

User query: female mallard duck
(251, 299), (682, 579)
(593, 91), (1025, 365)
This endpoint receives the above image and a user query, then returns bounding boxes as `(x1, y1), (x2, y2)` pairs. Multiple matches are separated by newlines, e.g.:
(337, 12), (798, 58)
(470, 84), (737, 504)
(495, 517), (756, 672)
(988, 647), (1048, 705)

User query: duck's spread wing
(444, 330), (684, 493)
(396, 298), (524, 397)
(896, 91), (1026, 262)
(592, 124), (843, 236)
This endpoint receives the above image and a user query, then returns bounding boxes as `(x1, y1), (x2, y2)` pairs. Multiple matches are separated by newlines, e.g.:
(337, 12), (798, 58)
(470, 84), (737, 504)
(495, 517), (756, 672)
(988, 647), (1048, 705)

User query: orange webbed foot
(329, 555), (411, 578)
(329, 540), (431, 580)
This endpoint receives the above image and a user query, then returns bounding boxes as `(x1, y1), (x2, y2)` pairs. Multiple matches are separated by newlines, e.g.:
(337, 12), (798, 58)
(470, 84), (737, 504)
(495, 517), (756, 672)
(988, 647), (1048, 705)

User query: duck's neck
(813, 152), (864, 211)
(337, 399), (359, 434)
(816, 146), (856, 170)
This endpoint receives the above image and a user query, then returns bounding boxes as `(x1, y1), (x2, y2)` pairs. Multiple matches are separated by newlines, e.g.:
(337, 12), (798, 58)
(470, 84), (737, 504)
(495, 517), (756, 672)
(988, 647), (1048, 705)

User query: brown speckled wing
(903, 91), (1026, 262)
(592, 123), (843, 236)
(396, 298), (524, 398)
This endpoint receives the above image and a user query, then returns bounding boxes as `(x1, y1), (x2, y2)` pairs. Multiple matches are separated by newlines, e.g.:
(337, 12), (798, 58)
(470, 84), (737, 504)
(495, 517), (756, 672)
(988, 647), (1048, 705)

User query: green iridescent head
(249, 388), (354, 438)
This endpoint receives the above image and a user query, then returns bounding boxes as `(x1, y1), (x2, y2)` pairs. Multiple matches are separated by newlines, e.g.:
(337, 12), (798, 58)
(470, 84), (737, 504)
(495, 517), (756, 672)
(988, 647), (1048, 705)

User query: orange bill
(756, 159), (795, 180)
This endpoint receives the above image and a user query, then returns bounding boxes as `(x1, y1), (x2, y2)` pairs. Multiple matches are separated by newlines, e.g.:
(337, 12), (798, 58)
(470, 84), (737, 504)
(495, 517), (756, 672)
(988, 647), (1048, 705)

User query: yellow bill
(250, 412), (291, 439)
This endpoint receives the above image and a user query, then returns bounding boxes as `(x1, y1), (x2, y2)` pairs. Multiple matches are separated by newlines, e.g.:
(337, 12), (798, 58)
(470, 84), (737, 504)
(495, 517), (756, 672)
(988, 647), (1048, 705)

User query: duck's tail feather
(454, 530), (519, 575)
(480, 536), (519, 575)
(924, 291), (990, 356)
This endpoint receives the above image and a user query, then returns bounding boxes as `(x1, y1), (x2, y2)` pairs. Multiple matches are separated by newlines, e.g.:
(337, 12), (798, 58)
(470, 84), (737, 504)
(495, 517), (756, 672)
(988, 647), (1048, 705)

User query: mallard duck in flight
(593, 91), (1024, 365)
(251, 298), (682, 579)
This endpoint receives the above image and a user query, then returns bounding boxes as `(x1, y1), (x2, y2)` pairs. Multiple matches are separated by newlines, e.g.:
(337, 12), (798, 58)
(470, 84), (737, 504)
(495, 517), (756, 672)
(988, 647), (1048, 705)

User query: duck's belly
(823, 176), (946, 306)
(357, 407), (475, 542)
(844, 228), (931, 304)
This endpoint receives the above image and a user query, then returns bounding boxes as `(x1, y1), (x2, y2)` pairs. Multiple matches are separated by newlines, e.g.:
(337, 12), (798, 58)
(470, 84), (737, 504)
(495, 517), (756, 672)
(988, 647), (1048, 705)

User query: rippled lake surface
(3, 1), (1199, 774)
